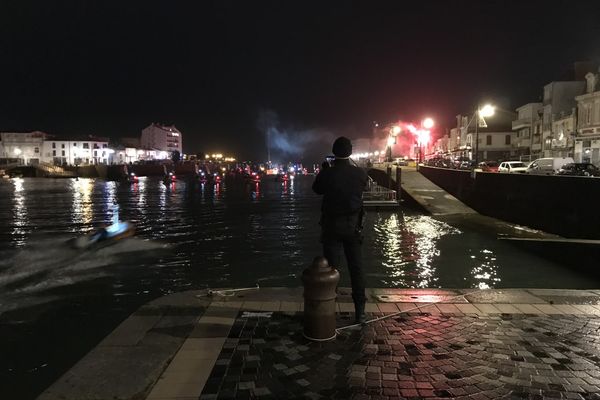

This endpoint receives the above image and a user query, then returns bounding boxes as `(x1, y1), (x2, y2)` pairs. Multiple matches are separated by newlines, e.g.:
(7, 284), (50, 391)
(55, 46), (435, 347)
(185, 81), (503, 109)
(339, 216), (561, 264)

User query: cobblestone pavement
(199, 312), (600, 400)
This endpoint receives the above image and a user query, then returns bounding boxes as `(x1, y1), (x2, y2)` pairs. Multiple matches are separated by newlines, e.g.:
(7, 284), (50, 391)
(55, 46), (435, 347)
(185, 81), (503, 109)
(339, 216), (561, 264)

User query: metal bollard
(386, 165), (392, 189)
(302, 256), (340, 341)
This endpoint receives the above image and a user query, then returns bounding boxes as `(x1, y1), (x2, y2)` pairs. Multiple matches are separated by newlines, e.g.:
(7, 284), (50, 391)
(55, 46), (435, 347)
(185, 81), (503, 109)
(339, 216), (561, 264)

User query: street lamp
(418, 118), (434, 165)
(474, 104), (495, 165)
(386, 125), (401, 162)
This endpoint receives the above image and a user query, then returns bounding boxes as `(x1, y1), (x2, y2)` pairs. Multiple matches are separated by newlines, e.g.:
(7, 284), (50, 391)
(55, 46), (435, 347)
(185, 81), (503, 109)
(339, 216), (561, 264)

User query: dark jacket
(312, 159), (368, 216)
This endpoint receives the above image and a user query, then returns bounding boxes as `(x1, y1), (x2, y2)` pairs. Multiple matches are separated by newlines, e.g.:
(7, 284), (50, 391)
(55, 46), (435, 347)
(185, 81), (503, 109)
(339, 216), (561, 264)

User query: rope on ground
(195, 273), (298, 298)
(335, 288), (492, 334)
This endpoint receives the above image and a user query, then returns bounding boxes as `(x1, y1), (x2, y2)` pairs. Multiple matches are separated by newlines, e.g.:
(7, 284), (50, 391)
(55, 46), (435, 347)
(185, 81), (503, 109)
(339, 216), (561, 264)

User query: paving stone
(196, 310), (600, 399)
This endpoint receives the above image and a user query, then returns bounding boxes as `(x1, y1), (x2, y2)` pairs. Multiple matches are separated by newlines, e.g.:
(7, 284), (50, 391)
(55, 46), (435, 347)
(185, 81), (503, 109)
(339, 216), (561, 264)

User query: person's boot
(354, 301), (366, 324)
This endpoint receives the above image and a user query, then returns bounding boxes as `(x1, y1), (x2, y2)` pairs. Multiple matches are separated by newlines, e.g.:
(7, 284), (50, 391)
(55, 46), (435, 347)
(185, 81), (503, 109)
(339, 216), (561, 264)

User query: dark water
(0, 176), (598, 398)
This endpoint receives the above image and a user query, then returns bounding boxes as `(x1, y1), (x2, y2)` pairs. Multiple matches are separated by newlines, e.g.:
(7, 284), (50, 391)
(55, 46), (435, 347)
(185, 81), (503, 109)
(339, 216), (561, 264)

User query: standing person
(312, 136), (369, 323)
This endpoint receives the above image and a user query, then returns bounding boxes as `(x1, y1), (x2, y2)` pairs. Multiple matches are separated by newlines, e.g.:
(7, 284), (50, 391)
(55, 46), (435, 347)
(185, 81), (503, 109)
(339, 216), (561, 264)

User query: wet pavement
(36, 288), (600, 400)
(197, 312), (600, 400)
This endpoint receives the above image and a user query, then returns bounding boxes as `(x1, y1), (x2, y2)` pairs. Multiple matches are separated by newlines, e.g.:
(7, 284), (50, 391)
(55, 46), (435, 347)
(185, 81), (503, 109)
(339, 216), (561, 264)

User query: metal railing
(363, 180), (397, 206)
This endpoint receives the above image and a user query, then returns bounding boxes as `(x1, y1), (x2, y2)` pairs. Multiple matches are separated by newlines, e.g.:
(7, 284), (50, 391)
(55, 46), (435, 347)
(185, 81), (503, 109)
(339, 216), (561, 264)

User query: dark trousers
(321, 214), (366, 305)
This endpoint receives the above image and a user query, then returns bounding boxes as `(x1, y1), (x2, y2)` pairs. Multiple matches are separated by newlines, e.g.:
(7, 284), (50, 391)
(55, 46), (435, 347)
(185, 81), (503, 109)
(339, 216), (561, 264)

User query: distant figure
(312, 136), (369, 323)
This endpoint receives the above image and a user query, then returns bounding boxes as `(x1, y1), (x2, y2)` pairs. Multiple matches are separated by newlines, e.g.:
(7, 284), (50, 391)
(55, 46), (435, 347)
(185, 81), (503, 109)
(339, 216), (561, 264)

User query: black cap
(332, 136), (352, 158)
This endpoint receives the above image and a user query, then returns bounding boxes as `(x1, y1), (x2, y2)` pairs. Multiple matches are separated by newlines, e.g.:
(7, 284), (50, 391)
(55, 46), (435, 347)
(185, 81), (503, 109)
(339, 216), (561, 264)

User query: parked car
(477, 161), (499, 172)
(498, 161), (528, 173)
(556, 163), (600, 177)
(458, 160), (477, 170)
(393, 158), (408, 166)
(526, 157), (574, 175)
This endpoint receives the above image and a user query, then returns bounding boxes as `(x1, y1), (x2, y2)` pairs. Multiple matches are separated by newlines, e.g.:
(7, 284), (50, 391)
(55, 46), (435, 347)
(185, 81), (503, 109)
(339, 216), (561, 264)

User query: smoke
(257, 109), (336, 162)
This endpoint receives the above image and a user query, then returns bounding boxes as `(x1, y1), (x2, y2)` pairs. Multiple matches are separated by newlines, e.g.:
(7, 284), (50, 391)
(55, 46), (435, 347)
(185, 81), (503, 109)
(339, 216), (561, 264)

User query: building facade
(460, 110), (517, 162)
(575, 72), (600, 163)
(541, 81), (585, 157)
(42, 136), (110, 165)
(512, 103), (543, 160)
(141, 123), (183, 155)
(0, 131), (47, 165)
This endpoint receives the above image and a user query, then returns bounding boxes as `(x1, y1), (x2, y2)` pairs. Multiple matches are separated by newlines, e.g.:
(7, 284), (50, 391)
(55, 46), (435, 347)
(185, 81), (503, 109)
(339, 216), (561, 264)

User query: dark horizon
(1, 0), (599, 162)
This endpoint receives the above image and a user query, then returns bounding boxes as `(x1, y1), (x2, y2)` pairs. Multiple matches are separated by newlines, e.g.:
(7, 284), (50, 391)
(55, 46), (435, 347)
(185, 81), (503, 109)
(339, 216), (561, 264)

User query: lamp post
(474, 104), (495, 165)
(386, 125), (401, 162)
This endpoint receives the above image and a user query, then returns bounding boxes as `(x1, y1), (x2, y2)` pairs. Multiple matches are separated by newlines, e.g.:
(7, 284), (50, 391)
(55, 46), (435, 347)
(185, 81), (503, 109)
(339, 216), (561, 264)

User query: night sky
(1, 1), (599, 161)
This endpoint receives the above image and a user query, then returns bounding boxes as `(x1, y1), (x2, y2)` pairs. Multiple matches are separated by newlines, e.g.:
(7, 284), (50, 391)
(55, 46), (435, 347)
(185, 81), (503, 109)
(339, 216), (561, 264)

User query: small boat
(69, 221), (136, 250)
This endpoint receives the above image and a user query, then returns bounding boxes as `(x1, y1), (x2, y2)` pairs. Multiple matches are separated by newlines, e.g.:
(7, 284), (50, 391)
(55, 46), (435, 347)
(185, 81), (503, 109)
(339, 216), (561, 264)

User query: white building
(110, 147), (169, 164)
(0, 131), (47, 165)
(459, 110), (517, 162)
(512, 103), (543, 160)
(575, 71), (600, 163)
(43, 135), (110, 165)
(141, 123), (182, 155)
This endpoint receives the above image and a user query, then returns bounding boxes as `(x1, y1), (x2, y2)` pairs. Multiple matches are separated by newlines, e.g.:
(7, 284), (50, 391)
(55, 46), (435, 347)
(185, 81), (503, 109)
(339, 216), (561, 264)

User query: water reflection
(469, 248), (501, 289)
(12, 178), (28, 245)
(136, 177), (147, 213)
(374, 214), (460, 288)
(71, 178), (94, 228)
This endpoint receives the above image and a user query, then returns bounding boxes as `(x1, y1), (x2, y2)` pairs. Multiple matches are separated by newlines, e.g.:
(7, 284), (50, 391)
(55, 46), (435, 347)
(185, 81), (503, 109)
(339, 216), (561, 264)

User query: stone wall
(419, 166), (600, 239)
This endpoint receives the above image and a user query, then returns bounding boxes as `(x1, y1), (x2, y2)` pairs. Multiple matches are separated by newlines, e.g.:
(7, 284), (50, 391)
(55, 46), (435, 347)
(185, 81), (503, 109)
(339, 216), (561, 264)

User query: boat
(69, 221), (135, 249)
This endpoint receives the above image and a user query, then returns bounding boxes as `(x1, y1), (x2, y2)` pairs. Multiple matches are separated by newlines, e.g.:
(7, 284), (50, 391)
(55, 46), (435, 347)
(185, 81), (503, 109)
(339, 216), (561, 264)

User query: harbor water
(0, 175), (598, 398)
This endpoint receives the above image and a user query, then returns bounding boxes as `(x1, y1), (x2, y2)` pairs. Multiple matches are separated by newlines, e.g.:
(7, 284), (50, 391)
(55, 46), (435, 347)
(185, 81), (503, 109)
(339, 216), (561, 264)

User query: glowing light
(422, 118), (434, 129)
(14, 148), (22, 156)
(391, 126), (401, 135)
(417, 130), (431, 146)
(479, 104), (495, 117)
(205, 154), (210, 158)
(387, 137), (395, 146)
(222, 167), (226, 171)
(374, 151), (379, 156)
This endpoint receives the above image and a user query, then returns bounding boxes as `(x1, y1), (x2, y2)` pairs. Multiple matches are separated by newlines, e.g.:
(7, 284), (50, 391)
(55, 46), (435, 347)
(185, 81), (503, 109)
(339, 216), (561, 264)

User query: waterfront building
(42, 135), (110, 165)
(540, 81), (585, 158)
(109, 147), (170, 164)
(512, 103), (543, 161)
(141, 123), (183, 155)
(459, 110), (517, 162)
(575, 71), (600, 163)
(0, 131), (48, 165)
